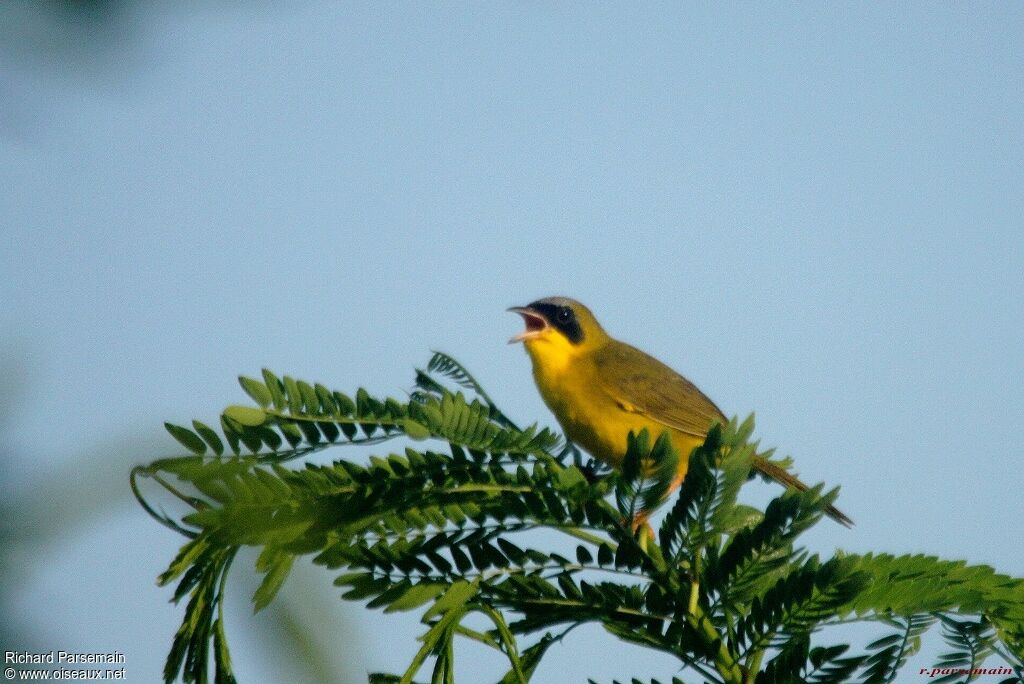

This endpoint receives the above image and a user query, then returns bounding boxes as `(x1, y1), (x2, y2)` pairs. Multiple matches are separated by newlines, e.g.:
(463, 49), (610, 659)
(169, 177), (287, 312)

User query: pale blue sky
(2, 3), (1022, 682)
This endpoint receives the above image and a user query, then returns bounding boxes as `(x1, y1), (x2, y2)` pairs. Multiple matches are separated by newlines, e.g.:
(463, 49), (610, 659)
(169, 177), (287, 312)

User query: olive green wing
(593, 342), (855, 528)
(592, 342), (726, 438)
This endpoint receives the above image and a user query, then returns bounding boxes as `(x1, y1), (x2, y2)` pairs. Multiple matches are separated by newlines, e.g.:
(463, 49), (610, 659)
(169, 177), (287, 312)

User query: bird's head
(508, 297), (608, 361)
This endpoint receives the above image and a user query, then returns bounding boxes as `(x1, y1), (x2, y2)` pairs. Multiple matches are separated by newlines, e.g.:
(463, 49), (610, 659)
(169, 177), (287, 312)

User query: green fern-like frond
(158, 539), (237, 684)
(614, 429), (680, 525)
(735, 556), (870, 657)
(804, 645), (866, 683)
(656, 427), (719, 564)
(416, 350), (522, 431)
(858, 613), (938, 683)
(135, 354), (1024, 684)
(929, 615), (998, 683)
(707, 483), (837, 609)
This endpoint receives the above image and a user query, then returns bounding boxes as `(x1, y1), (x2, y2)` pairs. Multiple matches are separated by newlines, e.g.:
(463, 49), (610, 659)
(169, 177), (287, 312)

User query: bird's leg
(579, 458), (606, 484)
(568, 442), (584, 467)
(555, 440), (582, 465)
(629, 510), (656, 551)
(559, 442), (605, 482)
(565, 446), (611, 484)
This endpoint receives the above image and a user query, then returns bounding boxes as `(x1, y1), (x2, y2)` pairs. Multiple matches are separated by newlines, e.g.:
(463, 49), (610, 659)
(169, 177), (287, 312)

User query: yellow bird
(509, 296), (852, 528)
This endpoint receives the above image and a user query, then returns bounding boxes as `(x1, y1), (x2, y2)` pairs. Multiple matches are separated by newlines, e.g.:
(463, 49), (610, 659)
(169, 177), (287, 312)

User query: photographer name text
(4, 653), (124, 666)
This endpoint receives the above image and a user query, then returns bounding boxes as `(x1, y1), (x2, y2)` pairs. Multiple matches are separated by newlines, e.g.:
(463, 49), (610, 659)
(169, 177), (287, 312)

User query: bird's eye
(558, 308), (572, 322)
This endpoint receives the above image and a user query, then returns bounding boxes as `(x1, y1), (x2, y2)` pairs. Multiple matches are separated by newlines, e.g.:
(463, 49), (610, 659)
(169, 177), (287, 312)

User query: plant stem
(688, 606), (744, 684)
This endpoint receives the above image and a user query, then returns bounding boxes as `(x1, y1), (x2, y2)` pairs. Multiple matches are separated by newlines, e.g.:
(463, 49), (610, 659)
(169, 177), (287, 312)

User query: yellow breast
(527, 343), (656, 468)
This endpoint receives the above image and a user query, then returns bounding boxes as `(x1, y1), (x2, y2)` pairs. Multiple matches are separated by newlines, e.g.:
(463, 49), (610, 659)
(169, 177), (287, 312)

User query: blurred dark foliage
(2, 1), (135, 66)
(0, 357), (41, 668)
(1, 0), (136, 137)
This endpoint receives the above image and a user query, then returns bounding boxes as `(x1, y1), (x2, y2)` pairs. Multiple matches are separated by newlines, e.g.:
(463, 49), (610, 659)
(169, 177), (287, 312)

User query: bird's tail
(752, 456), (854, 528)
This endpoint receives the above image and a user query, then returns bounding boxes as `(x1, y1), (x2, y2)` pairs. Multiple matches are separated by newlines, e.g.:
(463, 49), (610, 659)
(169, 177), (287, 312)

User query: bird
(508, 296), (852, 528)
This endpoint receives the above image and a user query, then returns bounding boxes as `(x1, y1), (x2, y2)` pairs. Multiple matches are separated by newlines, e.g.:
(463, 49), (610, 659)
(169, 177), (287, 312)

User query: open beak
(507, 306), (550, 344)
